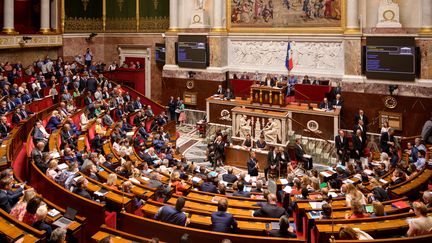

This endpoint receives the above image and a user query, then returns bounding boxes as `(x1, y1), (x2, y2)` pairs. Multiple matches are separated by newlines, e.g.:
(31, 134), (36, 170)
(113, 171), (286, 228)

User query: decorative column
(40, 0), (51, 33)
(421, 0), (432, 34)
(346, 0), (360, 33)
(169, 0), (179, 30)
(2, 0), (16, 34)
(213, 0), (224, 31)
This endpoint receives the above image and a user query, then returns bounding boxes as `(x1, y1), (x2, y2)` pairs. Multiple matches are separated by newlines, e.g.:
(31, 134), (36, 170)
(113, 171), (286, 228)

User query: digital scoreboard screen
(176, 35), (208, 69)
(155, 43), (166, 64)
(365, 37), (416, 81)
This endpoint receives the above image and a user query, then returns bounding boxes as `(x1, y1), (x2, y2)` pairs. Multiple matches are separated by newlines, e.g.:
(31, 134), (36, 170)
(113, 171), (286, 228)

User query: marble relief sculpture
(262, 118), (281, 143)
(236, 114), (252, 138)
(196, 0), (206, 10)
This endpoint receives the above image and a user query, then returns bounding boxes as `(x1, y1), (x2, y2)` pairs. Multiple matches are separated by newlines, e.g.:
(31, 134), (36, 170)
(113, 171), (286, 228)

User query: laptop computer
(53, 207), (77, 228)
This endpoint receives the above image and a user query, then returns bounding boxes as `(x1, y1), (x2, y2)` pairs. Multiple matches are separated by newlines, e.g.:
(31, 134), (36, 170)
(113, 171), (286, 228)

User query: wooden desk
(250, 84), (287, 106)
(224, 146), (267, 170)
(0, 216), (40, 242)
(206, 96), (340, 140)
(390, 169), (432, 198)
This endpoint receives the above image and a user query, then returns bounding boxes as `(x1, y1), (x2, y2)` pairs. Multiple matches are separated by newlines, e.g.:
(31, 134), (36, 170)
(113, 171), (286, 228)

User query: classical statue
(195, 0), (205, 10)
(262, 118), (281, 143)
(237, 115), (251, 138)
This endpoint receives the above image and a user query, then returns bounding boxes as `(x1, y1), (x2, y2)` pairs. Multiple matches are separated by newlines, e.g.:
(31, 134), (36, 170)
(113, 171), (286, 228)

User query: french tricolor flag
(285, 42), (293, 71)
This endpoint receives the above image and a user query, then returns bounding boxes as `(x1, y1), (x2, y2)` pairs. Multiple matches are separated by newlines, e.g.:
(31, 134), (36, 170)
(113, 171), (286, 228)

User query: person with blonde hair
(345, 183), (366, 207)
(46, 110), (61, 131)
(407, 202), (432, 236)
(10, 188), (36, 221)
(32, 205), (52, 238)
(95, 118), (106, 136)
(170, 171), (188, 196)
(105, 173), (118, 190)
(46, 159), (59, 180)
(371, 201), (386, 217)
(339, 226), (373, 240)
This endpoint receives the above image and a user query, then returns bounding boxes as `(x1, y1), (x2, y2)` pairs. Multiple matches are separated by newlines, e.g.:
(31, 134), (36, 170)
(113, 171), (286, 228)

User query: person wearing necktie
(319, 97), (332, 111)
(353, 129), (364, 161)
(295, 138), (313, 170)
(335, 130), (349, 165)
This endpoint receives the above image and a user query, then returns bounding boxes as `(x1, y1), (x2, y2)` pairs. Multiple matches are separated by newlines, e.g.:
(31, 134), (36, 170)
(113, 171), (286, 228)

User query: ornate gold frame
(226, 0), (347, 33)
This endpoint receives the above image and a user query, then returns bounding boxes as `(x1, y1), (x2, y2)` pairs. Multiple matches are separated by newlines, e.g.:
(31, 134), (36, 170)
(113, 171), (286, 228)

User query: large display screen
(176, 35), (208, 69)
(365, 37), (416, 81)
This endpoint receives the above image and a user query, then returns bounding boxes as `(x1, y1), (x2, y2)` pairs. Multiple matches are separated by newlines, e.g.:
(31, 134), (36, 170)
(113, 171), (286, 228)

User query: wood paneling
(162, 78), (225, 110)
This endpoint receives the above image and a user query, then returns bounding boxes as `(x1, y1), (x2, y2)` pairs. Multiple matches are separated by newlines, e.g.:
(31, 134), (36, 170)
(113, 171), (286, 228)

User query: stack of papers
(364, 169), (373, 175)
(379, 179), (388, 184)
(309, 201), (326, 209)
(279, 179), (288, 185)
(47, 209), (60, 218)
(283, 186), (292, 193)
(192, 177), (202, 183)
(320, 171), (333, 177)
(343, 179), (355, 184)
(94, 188), (109, 197)
(57, 163), (68, 171)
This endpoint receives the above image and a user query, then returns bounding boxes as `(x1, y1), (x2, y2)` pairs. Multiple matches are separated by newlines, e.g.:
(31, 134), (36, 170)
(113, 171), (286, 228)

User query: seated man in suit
(32, 205), (52, 239)
(380, 128), (395, 155)
(33, 121), (49, 144)
(0, 177), (24, 213)
(154, 197), (188, 226)
(215, 85), (224, 95)
(222, 167), (238, 184)
(247, 151), (259, 176)
(318, 97), (333, 111)
(333, 94), (344, 109)
(211, 198), (238, 233)
(200, 174), (218, 193)
(12, 108), (23, 124)
(269, 215), (296, 238)
(253, 193), (288, 218)
(0, 115), (11, 138)
(335, 130), (349, 165)
(61, 124), (77, 149)
(232, 181), (251, 198)
(72, 177), (92, 200)
(295, 138), (313, 170)
(32, 141), (48, 173)
(224, 88), (235, 100)
(265, 147), (278, 180)
(145, 105), (155, 119)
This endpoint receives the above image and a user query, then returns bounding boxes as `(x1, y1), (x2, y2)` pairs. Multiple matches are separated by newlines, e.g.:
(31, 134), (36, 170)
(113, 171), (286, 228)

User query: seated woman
(95, 118), (106, 136)
(10, 188), (36, 221)
(104, 173), (118, 190)
(241, 134), (253, 149)
(346, 201), (369, 219)
(407, 202), (432, 236)
(22, 196), (43, 226)
(371, 201), (386, 217)
(170, 171), (188, 196)
(255, 135), (267, 150)
(46, 159), (60, 180)
(45, 111), (62, 131)
(345, 183), (366, 207)
(129, 168), (142, 185)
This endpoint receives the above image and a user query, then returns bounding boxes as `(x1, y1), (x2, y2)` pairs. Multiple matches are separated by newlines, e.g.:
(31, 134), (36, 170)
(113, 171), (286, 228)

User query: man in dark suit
(213, 136), (226, 168)
(302, 75), (311, 84)
(133, 97), (143, 110)
(72, 177), (91, 200)
(200, 175), (218, 193)
(232, 181), (251, 198)
(211, 198), (237, 233)
(318, 97), (332, 110)
(380, 128), (395, 154)
(253, 194), (288, 218)
(167, 96), (177, 121)
(0, 116), (10, 138)
(224, 88), (235, 100)
(19, 104), (33, 119)
(247, 151), (259, 176)
(265, 147), (278, 180)
(12, 109), (22, 124)
(268, 215), (296, 238)
(335, 130), (349, 165)
(61, 124), (77, 149)
(86, 75), (97, 93)
(354, 109), (368, 129)
(352, 129), (364, 161)
(333, 94), (344, 109)
(276, 147), (290, 177)
(32, 141), (47, 172)
(154, 197), (188, 226)
(32, 206), (52, 239)
(295, 138), (313, 170)
(216, 85), (224, 95)
(353, 119), (367, 142)
(84, 92), (93, 106)
(0, 177), (23, 213)
(222, 167), (238, 184)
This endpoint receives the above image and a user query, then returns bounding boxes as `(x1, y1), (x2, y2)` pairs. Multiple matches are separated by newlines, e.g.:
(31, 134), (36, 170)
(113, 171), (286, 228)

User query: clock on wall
(186, 80), (195, 90)
(193, 15), (201, 24)
(384, 96), (398, 109)
(383, 10), (396, 21)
